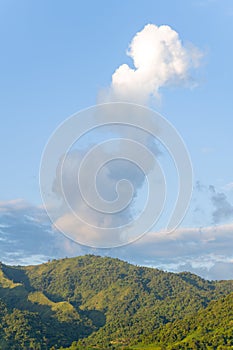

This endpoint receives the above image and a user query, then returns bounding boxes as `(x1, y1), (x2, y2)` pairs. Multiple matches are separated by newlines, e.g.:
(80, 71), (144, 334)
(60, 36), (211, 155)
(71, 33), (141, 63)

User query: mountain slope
(0, 255), (232, 349)
(142, 292), (233, 349)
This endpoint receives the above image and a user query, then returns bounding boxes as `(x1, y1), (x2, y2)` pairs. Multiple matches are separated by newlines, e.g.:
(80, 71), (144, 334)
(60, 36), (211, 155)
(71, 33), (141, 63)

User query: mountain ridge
(0, 255), (232, 349)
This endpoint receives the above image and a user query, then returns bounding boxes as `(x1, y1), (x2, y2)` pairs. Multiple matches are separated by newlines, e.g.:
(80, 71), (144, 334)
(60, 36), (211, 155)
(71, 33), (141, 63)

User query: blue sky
(1, 0), (233, 202)
(0, 0), (233, 278)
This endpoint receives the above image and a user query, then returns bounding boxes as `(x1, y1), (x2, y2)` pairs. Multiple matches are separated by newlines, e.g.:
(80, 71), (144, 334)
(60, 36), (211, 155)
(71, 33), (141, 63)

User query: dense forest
(0, 255), (232, 349)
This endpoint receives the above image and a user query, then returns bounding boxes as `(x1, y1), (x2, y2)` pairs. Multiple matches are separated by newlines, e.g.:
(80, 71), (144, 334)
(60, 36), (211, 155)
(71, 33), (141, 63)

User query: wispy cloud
(201, 146), (214, 154)
(209, 185), (233, 223)
(223, 182), (233, 192)
(192, 182), (233, 225)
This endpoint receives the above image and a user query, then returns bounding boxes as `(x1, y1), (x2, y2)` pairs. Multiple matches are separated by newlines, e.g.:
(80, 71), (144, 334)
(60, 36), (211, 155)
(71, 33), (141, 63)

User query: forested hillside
(0, 255), (232, 349)
(148, 292), (233, 349)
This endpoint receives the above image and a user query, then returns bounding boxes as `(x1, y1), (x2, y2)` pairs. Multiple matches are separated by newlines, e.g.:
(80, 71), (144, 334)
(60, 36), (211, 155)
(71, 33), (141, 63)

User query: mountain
(144, 292), (233, 349)
(0, 255), (232, 349)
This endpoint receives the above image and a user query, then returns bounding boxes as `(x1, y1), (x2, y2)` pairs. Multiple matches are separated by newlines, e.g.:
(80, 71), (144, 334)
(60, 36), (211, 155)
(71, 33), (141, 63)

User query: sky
(0, 0), (233, 279)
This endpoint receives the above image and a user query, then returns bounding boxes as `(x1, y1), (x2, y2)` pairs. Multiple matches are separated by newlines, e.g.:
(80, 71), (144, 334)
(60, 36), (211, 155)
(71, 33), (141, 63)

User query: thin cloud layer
(0, 199), (233, 280)
(116, 224), (233, 280)
(0, 199), (85, 265)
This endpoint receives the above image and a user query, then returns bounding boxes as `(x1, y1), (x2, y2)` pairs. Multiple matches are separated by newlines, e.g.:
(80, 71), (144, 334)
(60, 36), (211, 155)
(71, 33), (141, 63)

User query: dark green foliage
(0, 255), (232, 349)
(148, 292), (233, 349)
(3, 309), (46, 350)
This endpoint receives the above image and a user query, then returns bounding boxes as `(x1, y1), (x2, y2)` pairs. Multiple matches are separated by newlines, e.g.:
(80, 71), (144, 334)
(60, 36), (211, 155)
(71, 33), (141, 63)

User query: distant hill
(0, 255), (232, 349)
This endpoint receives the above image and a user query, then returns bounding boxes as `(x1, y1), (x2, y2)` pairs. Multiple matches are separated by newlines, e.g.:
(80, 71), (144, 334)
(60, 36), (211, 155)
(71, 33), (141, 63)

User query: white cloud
(119, 223), (233, 279)
(102, 24), (202, 104)
(0, 199), (233, 279)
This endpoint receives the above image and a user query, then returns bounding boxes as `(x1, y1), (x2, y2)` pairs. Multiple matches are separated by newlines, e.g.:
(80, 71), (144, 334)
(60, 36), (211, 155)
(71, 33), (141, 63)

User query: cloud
(108, 222), (233, 280)
(51, 145), (156, 247)
(41, 25), (198, 248)
(116, 223), (233, 280)
(209, 185), (233, 223)
(0, 199), (32, 212)
(190, 182), (233, 226)
(201, 147), (214, 154)
(1, 199), (233, 280)
(123, 223), (233, 262)
(195, 180), (206, 192)
(101, 24), (202, 104)
(224, 182), (233, 192)
(0, 199), (87, 265)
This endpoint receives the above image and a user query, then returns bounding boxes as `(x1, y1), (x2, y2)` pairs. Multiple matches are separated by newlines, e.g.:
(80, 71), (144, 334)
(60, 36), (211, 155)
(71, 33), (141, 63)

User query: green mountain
(142, 292), (233, 349)
(0, 255), (232, 349)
